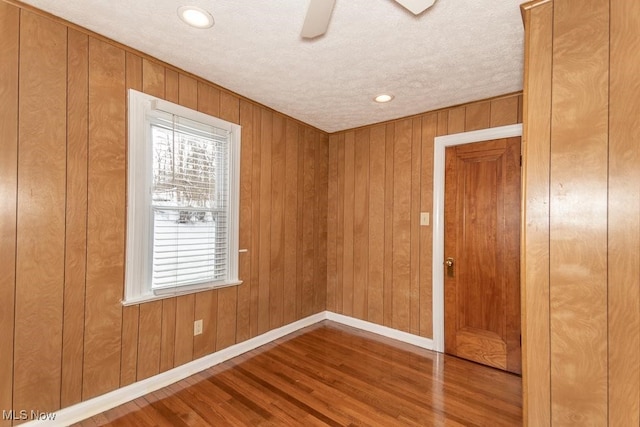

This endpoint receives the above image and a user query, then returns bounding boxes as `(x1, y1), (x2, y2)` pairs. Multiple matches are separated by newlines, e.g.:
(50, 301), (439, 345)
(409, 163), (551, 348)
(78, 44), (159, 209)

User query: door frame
(432, 124), (522, 352)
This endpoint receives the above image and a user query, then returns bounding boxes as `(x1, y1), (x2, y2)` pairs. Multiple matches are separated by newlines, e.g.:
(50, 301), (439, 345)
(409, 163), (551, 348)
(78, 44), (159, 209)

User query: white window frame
(123, 89), (241, 305)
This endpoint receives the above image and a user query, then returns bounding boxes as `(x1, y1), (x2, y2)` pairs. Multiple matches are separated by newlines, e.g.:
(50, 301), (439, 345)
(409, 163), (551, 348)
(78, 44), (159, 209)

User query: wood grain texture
(419, 114), (437, 338)
(296, 125), (306, 319)
(0, 3), (18, 422)
(383, 124), (395, 328)
(314, 132), (329, 313)
(283, 120), (299, 323)
(237, 99), (254, 342)
(193, 290), (217, 359)
(367, 125), (385, 325)
(178, 74), (197, 110)
(250, 102), (262, 338)
(490, 96), (519, 127)
(174, 294), (195, 366)
(61, 28), (88, 408)
(521, 2), (552, 424)
(83, 37), (125, 399)
(216, 287), (238, 351)
(464, 102), (490, 131)
(392, 119), (412, 332)
(336, 134), (345, 314)
(82, 322), (522, 427)
(164, 69), (179, 103)
(447, 106), (465, 134)
(409, 118), (422, 335)
(342, 132), (355, 317)
(258, 109), (273, 333)
(159, 299), (177, 372)
(327, 135), (339, 313)
(608, 0), (640, 423)
(270, 113), (286, 329)
(197, 82), (220, 117)
(353, 128), (370, 320)
(550, 0), (609, 423)
(141, 59), (164, 98)
(14, 11), (67, 413)
(301, 128), (317, 317)
(137, 301), (163, 381)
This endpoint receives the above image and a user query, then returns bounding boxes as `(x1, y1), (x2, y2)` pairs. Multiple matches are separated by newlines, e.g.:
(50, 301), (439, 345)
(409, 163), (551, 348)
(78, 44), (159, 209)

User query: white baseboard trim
(23, 312), (326, 427)
(24, 311), (435, 426)
(325, 312), (435, 350)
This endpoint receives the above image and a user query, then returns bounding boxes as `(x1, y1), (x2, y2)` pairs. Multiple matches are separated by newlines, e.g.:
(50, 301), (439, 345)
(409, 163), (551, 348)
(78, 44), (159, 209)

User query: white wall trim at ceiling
(22, 311), (436, 427)
(431, 123), (523, 353)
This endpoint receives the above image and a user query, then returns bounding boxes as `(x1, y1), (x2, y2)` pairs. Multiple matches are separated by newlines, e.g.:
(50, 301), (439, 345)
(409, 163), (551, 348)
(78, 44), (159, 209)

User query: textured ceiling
(20, 0), (525, 133)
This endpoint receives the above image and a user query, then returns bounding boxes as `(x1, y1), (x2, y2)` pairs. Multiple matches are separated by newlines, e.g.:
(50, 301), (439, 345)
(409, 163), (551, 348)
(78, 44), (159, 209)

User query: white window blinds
(149, 111), (231, 290)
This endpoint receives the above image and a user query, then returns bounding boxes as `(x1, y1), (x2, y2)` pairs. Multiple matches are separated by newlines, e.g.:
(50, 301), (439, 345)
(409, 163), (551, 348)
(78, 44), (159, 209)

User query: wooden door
(444, 137), (521, 374)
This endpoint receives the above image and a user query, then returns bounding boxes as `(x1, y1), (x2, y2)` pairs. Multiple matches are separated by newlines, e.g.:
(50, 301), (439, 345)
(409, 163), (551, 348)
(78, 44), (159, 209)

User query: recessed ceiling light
(374, 94), (394, 103)
(178, 6), (214, 29)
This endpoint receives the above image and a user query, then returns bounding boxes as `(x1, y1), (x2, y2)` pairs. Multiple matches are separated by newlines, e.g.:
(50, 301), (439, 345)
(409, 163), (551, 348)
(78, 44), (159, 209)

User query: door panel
(444, 137), (521, 374)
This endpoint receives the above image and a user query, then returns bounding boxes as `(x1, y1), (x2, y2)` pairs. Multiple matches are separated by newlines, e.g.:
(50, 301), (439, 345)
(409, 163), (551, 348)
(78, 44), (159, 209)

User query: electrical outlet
(194, 319), (203, 336)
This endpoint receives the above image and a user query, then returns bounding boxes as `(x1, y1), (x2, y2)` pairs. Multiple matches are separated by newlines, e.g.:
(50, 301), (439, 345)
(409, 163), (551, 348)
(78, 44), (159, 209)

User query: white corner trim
(325, 312), (435, 350)
(22, 312), (326, 427)
(24, 311), (439, 426)
(431, 124), (523, 353)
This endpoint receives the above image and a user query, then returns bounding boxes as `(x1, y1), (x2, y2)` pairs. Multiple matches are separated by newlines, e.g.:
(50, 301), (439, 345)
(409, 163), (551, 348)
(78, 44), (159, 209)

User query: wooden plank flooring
(76, 322), (522, 426)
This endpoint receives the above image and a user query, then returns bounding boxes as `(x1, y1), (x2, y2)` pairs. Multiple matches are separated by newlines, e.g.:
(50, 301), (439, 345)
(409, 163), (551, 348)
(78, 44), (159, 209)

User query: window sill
(121, 280), (243, 306)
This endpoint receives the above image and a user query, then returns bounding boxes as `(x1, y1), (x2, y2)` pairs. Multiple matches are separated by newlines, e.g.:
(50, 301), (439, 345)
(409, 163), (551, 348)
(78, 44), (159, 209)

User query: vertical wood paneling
(220, 92), (240, 124)
(270, 113), (286, 328)
(193, 290), (217, 358)
(608, 0), (640, 423)
(216, 287), (237, 351)
(366, 126), (385, 324)
(0, 3), (18, 421)
(120, 50), (142, 389)
(391, 119), (412, 332)
(301, 129), (317, 317)
(419, 114), (437, 338)
(237, 99), (254, 342)
(383, 124), (395, 327)
(258, 109), (273, 333)
(326, 135), (339, 313)
(342, 131), (355, 317)
(250, 103), (262, 338)
(521, 2), (552, 425)
(315, 133), (329, 313)
(464, 102), (490, 131)
(197, 82), (220, 116)
(164, 69), (179, 103)
(353, 129), (370, 320)
(174, 294), (195, 366)
(409, 118), (422, 335)
(137, 301), (162, 380)
(284, 120), (300, 322)
(159, 299), (177, 372)
(549, 0), (609, 423)
(142, 59), (164, 98)
(336, 134), (345, 314)
(447, 106), (465, 134)
(14, 9), (67, 413)
(84, 37), (125, 399)
(490, 97), (519, 127)
(61, 28), (88, 408)
(295, 126), (305, 318)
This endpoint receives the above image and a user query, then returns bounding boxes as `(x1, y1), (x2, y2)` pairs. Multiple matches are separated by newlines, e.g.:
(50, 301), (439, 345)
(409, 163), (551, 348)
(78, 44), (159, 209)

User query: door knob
(445, 257), (454, 277)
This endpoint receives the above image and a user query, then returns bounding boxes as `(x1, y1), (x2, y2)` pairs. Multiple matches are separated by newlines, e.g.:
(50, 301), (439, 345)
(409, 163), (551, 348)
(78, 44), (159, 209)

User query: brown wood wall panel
(314, 133), (329, 313)
(174, 294), (195, 366)
(608, 0), (640, 424)
(258, 109), (273, 333)
(83, 37), (126, 399)
(342, 132), (355, 317)
(159, 298), (177, 372)
(301, 129), (317, 317)
(283, 120), (300, 323)
(61, 29), (89, 408)
(137, 301), (163, 381)
(549, 0), (609, 423)
(270, 113), (286, 329)
(216, 287), (237, 350)
(142, 59), (164, 98)
(353, 129), (370, 320)
(367, 125), (385, 325)
(328, 94), (521, 338)
(521, 1), (552, 425)
(0, 4), (18, 423)
(295, 126), (305, 319)
(14, 10), (67, 413)
(193, 290), (217, 359)
(236, 99), (253, 342)
(250, 103), (262, 338)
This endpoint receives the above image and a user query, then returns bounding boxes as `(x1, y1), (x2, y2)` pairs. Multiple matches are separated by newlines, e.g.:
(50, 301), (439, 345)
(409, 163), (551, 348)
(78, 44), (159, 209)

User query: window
(124, 89), (241, 304)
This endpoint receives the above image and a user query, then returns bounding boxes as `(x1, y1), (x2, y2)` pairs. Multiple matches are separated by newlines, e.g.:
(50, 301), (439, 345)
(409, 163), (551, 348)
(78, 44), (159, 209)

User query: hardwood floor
(76, 321), (522, 426)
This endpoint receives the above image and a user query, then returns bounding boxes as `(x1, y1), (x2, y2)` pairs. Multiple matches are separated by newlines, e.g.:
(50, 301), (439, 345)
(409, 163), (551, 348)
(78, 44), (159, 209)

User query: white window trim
(123, 89), (241, 306)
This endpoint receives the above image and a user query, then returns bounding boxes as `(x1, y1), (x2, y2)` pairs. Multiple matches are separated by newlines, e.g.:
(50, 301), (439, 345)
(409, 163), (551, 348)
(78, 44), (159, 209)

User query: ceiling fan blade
(393, 0), (436, 15)
(301, 0), (336, 39)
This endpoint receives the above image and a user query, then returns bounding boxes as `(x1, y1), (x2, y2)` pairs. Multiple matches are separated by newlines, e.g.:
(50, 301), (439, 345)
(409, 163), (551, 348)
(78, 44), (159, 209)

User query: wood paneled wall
(521, 0), (640, 425)
(0, 2), (328, 422)
(326, 94), (523, 337)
